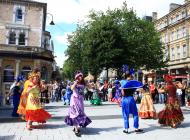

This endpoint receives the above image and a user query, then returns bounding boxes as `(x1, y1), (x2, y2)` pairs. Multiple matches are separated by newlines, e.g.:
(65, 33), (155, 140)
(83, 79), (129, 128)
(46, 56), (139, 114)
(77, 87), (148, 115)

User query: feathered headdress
(122, 64), (135, 75)
(30, 71), (41, 78)
(164, 74), (173, 82)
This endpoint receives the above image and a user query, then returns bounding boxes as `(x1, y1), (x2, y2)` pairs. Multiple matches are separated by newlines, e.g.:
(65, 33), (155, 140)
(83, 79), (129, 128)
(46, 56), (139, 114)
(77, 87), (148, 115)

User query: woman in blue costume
(120, 65), (143, 134)
(111, 80), (122, 105)
(63, 82), (73, 105)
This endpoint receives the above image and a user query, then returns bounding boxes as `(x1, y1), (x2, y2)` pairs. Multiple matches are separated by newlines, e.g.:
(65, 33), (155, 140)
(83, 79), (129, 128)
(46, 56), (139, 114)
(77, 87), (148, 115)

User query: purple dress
(65, 84), (92, 127)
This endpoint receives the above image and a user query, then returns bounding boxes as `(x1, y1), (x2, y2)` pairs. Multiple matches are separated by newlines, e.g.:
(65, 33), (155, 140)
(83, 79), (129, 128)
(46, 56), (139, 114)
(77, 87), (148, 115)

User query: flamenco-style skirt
(158, 97), (184, 126)
(25, 109), (51, 123)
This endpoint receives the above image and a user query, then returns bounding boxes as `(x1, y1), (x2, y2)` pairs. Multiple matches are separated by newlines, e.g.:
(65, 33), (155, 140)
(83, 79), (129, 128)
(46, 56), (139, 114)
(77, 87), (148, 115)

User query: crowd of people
(6, 66), (190, 137)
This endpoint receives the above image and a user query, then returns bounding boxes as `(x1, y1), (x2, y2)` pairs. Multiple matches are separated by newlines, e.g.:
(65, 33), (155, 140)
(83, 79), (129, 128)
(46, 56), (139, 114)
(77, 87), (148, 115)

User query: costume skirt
(139, 93), (156, 119)
(158, 98), (184, 126)
(25, 109), (51, 123)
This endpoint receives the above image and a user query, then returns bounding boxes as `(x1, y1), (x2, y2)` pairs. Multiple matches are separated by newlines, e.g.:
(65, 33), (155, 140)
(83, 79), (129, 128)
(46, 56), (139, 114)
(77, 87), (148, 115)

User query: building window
(18, 33), (25, 45)
(21, 66), (31, 79)
(41, 66), (48, 81)
(8, 31), (16, 44)
(183, 44), (187, 58)
(183, 27), (186, 37)
(170, 17), (173, 24)
(16, 8), (23, 21)
(177, 46), (181, 59)
(176, 15), (179, 21)
(176, 29), (180, 39)
(4, 65), (14, 82)
(171, 31), (175, 41)
(171, 47), (175, 60)
(182, 11), (186, 18)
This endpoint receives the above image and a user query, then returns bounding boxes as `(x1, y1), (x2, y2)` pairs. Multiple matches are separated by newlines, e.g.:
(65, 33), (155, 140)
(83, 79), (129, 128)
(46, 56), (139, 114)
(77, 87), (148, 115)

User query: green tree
(63, 2), (166, 79)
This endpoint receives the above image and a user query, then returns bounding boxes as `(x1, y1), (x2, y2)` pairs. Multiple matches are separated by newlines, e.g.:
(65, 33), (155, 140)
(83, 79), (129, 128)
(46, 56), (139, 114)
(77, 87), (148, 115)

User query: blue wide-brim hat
(120, 80), (143, 89)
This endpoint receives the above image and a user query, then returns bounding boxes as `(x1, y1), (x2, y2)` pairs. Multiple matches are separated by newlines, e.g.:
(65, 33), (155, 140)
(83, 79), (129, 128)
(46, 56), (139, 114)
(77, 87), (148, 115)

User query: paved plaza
(0, 101), (190, 140)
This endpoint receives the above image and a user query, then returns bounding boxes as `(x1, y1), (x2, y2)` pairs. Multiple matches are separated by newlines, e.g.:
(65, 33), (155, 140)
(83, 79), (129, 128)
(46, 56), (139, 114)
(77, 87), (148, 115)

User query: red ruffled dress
(25, 86), (51, 123)
(158, 83), (184, 126)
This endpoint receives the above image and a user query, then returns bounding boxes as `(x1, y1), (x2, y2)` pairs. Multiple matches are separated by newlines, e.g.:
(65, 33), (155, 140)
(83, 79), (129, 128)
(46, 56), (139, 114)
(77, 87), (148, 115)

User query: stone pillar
(0, 59), (2, 105)
(15, 60), (20, 78)
(0, 59), (2, 93)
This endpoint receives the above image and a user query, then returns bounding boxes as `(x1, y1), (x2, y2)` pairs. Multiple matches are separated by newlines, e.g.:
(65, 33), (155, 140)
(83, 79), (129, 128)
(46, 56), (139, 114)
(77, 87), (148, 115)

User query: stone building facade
(154, 0), (190, 82)
(0, 0), (55, 105)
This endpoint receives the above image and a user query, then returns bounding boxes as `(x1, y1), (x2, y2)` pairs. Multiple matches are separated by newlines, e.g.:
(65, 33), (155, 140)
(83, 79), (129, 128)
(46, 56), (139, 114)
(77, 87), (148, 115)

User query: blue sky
(38, 0), (183, 67)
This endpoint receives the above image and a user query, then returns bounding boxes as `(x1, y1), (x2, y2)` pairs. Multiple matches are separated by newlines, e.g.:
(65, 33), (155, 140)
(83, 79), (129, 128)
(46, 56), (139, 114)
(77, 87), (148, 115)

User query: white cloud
(54, 32), (72, 45)
(54, 54), (68, 68)
(38, 0), (182, 24)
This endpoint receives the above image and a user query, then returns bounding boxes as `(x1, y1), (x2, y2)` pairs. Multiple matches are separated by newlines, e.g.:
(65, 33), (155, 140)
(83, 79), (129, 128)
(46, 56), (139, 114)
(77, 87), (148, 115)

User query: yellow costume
(139, 92), (157, 119)
(25, 72), (51, 123)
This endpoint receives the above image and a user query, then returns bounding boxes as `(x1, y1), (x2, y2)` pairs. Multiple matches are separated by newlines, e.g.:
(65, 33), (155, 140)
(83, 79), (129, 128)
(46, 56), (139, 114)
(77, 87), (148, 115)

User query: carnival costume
(158, 75), (184, 128)
(65, 73), (92, 128)
(139, 85), (156, 119)
(25, 72), (51, 123)
(90, 88), (102, 105)
(63, 84), (73, 105)
(12, 80), (22, 117)
(112, 80), (122, 104)
(120, 65), (143, 134)
(17, 74), (32, 116)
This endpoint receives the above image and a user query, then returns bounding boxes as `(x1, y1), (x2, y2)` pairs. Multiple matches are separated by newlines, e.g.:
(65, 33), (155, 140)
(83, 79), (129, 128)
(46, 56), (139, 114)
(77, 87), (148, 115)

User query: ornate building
(154, 0), (190, 81)
(0, 0), (55, 105)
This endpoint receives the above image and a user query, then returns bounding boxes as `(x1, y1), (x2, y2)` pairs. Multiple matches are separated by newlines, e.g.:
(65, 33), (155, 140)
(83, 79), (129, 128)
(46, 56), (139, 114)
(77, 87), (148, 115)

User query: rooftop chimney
(185, 0), (190, 3)
(169, 3), (181, 12)
(152, 12), (157, 21)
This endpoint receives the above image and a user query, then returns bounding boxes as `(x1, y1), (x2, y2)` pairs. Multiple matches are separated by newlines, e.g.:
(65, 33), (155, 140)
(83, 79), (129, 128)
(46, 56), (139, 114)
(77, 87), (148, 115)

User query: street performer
(25, 71), (51, 130)
(158, 75), (184, 128)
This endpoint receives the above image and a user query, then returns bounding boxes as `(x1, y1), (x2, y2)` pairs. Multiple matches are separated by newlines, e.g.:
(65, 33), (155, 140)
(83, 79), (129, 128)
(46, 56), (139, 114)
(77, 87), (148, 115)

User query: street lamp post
(47, 13), (55, 25)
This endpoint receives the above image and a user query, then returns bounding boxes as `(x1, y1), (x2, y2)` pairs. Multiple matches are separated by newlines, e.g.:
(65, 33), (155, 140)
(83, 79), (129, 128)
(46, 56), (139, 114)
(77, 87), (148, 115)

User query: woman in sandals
(25, 71), (51, 130)
(65, 71), (92, 137)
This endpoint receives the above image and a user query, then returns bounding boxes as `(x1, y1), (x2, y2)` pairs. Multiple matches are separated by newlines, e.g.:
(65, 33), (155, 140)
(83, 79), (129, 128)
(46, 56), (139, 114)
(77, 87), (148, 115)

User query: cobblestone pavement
(0, 101), (190, 140)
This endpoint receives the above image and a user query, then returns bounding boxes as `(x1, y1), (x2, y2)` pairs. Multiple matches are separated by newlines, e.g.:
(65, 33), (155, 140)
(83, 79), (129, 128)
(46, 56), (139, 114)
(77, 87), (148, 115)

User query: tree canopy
(63, 2), (166, 79)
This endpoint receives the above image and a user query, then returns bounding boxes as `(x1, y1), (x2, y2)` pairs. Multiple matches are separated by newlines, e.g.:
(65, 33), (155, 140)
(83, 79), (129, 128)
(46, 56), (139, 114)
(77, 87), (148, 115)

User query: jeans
(159, 93), (165, 104)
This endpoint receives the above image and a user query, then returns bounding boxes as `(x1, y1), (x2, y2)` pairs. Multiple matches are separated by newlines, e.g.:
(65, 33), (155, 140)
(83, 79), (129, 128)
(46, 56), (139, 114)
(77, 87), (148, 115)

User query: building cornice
(155, 2), (190, 23)
(0, 51), (54, 62)
(0, 0), (46, 7)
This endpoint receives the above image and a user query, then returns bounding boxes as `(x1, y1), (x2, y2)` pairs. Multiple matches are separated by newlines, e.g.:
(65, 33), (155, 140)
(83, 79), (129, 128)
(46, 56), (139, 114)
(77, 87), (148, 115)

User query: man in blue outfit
(120, 70), (143, 134)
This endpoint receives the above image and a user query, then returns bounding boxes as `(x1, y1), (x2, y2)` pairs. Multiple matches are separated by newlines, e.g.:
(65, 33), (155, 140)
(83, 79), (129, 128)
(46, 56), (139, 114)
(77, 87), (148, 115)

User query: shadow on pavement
(44, 123), (66, 129)
(81, 126), (122, 135)
(0, 135), (16, 140)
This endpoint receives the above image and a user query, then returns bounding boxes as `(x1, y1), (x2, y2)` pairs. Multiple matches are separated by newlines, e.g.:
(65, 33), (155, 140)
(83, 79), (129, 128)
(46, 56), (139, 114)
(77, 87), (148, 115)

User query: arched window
(18, 33), (25, 45)
(4, 65), (14, 82)
(41, 66), (48, 81)
(16, 8), (22, 21)
(21, 66), (31, 79)
(9, 31), (16, 44)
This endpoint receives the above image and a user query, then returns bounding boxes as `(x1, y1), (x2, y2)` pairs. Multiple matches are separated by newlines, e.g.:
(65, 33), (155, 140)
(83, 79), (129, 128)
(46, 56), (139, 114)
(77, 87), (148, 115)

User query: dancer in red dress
(158, 75), (184, 128)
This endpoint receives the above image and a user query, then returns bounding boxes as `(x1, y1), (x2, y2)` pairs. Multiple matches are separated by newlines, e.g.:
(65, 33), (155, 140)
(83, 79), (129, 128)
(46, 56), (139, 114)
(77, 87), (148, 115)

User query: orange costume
(17, 80), (32, 116)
